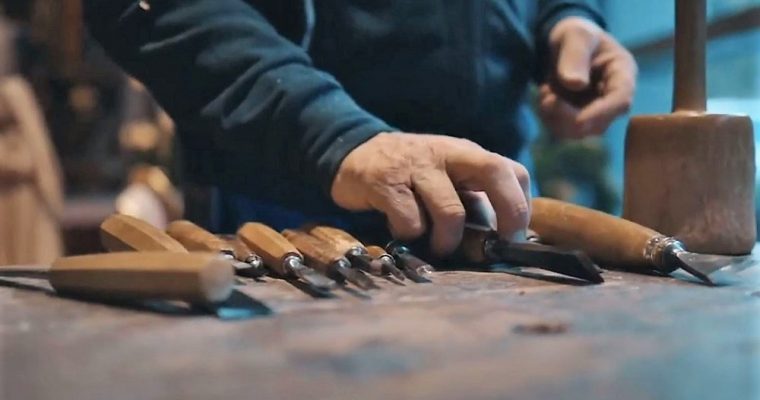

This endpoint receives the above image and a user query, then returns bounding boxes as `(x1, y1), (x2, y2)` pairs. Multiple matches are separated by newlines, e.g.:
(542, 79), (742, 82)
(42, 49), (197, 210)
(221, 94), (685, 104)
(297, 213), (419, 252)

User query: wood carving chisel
(166, 220), (267, 277)
(237, 222), (337, 291)
(282, 229), (378, 290)
(0, 252), (235, 304)
(217, 234), (267, 277)
(385, 241), (435, 279)
(302, 224), (405, 280)
(366, 245), (404, 279)
(530, 197), (750, 285)
(460, 224), (604, 283)
(100, 214), (187, 252)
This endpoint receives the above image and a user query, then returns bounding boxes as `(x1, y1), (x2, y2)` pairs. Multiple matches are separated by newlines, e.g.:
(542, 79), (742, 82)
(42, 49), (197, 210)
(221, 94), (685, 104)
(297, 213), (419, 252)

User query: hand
(331, 132), (531, 256)
(539, 17), (637, 139)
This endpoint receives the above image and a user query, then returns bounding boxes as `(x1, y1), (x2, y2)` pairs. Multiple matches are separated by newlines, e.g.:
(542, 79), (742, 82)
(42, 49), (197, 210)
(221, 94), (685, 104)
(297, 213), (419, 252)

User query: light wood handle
(673, 0), (706, 112)
(100, 214), (188, 253)
(166, 220), (232, 254)
(530, 197), (660, 268)
(237, 222), (299, 275)
(366, 245), (389, 259)
(50, 252), (234, 304)
(282, 229), (342, 273)
(302, 225), (361, 252)
(219, 234), (257, 263)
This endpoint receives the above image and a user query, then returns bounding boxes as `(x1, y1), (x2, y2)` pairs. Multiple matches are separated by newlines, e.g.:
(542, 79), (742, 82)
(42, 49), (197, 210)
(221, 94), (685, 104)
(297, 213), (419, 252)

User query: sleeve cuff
(315, 116), (394, 195)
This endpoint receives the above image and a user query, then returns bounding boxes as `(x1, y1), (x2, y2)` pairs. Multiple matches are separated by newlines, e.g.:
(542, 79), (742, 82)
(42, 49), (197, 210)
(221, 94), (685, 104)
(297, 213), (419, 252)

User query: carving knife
(282, 229), (377, 290)
(0, 252), (235, 304)
(530, 197), (751, 285)
(237, 223), (337, 291)
(166, 220), (267, 277)
(366, 245), (404, 279)
(385, 241), (435, 280)
(100, 214), (187, 253)
(218, 234), (267, 277)
(459, 224), (604, 283)
(302, 224), (405, 280)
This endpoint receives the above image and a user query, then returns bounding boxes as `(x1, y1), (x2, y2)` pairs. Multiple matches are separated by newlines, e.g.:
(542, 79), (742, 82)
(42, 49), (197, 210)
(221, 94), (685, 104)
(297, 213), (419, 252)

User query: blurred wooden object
(0, 75), (64, 265)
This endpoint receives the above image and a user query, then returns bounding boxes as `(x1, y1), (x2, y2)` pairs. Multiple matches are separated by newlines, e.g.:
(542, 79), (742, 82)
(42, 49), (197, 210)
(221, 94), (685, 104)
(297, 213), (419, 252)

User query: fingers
(369, 184), (426, 241)
(459, 191), (496, 230)
(446, 148), (531, 241)
(412, 170), (465, 256)
(576, 47), (636, 127)
(553, 19), (600, 91)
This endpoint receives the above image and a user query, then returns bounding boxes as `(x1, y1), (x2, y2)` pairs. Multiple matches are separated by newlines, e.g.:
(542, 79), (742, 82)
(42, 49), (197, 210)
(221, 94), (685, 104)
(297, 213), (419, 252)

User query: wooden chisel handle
(100, 214), (188, 253)
(302, 225), (360, 252)
(366, 245), (390, 259)
(530, 197), (660, 268)
(282, 229), (343, 273)
(50, 252), (234, 304)
(166, 220), (233, 255)
(237, 222), (300, 275)
(218, 234), (258, 263)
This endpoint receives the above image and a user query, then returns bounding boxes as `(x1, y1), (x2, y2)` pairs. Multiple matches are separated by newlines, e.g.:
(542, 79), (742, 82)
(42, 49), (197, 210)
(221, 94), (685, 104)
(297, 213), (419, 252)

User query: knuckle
(436, 203), (466, 222)
(481, 153), (510, 177)
(511, 162), (531, 187)
(508, 200), (531, 226)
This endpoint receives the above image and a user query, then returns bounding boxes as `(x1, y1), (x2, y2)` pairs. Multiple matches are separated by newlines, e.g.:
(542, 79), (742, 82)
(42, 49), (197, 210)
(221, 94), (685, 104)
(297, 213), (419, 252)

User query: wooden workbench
(2, 256), (759, 400)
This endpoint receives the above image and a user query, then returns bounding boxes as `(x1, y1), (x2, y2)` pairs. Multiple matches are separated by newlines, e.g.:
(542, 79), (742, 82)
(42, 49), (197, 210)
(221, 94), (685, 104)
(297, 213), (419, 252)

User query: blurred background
(0, 0), (758, 262)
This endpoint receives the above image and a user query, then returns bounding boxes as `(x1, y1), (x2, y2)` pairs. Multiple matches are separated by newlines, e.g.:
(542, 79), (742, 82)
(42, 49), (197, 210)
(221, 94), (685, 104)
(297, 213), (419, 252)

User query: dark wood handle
(100, 214), (188, 253)
(237, 223), (299, 274)
(459, 225), (493, 263)
(530, 197), (659, 268)
(50, 252), (234, 304)
(302, 225), (361, 252)
(166, 220), (232, 254)
(673, 0), (706, 112)
(282, 229), (342, 273)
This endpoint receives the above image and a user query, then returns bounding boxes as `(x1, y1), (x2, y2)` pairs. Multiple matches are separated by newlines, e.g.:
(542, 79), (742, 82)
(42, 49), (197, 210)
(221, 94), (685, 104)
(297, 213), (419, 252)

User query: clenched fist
(331, 132), (530, 256)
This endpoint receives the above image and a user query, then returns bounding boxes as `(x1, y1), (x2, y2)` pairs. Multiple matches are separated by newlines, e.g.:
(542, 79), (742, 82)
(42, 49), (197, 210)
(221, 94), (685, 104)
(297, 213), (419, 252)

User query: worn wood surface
(1, 255), (759, 400)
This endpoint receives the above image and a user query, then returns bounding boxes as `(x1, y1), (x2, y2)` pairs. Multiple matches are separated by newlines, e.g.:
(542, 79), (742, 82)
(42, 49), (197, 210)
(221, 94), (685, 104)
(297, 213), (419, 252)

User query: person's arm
(534, 1), (637, 139)
(83, 0), (393, 192)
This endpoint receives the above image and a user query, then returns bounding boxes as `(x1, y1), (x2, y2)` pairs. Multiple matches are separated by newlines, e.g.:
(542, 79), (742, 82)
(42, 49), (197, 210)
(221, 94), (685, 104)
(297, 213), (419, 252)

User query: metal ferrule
(482, 237), (499, 262)
(644, 235), (685, 272)
(346, 246), (367, 257)
(282, 254), (304, 276)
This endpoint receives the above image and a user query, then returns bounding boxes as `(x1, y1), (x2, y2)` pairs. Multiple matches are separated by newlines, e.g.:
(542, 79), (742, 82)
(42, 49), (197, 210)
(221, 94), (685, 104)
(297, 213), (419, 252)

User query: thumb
(553, 21), (599, 91)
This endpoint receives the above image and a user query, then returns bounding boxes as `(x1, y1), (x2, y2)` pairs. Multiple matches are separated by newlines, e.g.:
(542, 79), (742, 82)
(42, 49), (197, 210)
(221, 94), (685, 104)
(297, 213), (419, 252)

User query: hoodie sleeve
(534, 0), (607, 81)
(83, 0), (393, 193)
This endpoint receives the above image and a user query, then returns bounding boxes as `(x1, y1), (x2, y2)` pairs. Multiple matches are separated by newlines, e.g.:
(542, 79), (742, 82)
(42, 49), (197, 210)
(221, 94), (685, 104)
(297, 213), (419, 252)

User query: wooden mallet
(623, 0), (756, 254)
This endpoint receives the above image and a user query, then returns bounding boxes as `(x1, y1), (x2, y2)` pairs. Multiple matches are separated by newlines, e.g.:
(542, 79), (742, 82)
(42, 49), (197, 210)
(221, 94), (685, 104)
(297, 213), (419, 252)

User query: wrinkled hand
(331, 132), (530, 256)
(539, 17), (637, 139)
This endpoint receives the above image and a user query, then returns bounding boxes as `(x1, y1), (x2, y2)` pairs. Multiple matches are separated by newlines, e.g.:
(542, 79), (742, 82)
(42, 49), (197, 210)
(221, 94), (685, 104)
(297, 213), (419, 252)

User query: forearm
(84, 0), (392, 192)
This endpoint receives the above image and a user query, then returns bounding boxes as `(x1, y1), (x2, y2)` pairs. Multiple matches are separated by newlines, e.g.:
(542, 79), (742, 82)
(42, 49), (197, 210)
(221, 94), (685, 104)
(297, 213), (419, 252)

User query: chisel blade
(335, 263), (377, 290)
(491, 241), (604, 283)
(667, 250), (753, 285)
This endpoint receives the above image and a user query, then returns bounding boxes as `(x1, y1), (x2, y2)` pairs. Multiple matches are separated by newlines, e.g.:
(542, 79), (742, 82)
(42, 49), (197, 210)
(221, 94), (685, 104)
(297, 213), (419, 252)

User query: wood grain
(166, 220), (232, 254)
(282, 229), (344, 273)
(49, 252), (234, 303)
(238, 223), (300, 275)
(530, 197), (658, 268)
(100, 214), (187, 253)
